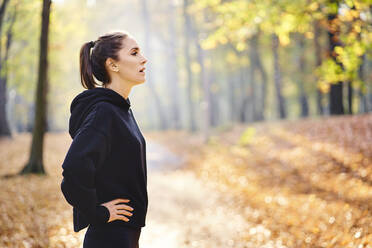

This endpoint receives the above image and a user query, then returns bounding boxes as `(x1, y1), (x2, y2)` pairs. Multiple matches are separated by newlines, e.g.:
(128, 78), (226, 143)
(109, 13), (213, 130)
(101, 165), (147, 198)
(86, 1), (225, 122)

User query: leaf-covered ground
(148, 114), (372, 248)
(0, 130), (252, 248)
(0, 114), (371, 248)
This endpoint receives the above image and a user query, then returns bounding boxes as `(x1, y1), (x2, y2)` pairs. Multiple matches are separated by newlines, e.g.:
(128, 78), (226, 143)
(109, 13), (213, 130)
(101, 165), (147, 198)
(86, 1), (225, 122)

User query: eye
(132, 51), (138, 56)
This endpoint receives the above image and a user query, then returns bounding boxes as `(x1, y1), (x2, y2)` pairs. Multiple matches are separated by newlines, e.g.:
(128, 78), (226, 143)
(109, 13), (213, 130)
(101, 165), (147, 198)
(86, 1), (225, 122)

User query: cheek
(120, 58), (137, 72)
(119, 61), (138, 79)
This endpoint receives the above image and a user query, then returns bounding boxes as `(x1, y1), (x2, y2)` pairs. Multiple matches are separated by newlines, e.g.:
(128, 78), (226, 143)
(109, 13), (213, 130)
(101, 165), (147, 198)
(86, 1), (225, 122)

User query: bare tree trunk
(358, 54), (367, 113)
(0, 0), (11, 137)
(347, 82), (353, 114)
(20, 0), (51, 175)
(238, 67), (247, 122)
(0, 79), (9, 137)
(195, 39), (210, 142)
(182, 0), (196, 132)
(314, 20), (325, 115)
(209, 67), (219, 127)
(328, 1), (344, 115)
(228, 44), (244, 123)
(248, 37), (256, 122)
(191, 13), (210, 142)
(254, 32), (267, 121)
(243, 33), (266, 121)
(229, 69), (238, 122)
(249, 34), (266, 121)
(1, 2), (17, 133)
(140, 0), (167, 130)
(298, 35), (309, 117)
(167, 1), (181, 129)
(272, 34), (286, 119)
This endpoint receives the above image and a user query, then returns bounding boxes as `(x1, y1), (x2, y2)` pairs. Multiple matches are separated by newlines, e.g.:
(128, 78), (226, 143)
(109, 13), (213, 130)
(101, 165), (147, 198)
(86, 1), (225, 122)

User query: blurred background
(0, 0), (371, 134)
(0, 0), (371, 247)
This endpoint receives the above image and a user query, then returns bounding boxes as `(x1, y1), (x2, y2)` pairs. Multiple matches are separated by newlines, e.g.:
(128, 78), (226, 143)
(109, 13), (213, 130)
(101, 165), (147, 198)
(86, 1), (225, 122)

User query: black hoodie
(60, 87), (148, 232)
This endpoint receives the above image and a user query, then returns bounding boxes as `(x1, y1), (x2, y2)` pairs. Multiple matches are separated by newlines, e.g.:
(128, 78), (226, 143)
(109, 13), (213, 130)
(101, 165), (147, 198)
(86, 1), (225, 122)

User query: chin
(135, 79), (146, 85)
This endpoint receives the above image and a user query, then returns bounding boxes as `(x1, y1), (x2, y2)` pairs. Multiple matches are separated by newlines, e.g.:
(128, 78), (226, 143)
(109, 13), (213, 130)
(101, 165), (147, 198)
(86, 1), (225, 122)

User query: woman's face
(112, 36), (148, 85)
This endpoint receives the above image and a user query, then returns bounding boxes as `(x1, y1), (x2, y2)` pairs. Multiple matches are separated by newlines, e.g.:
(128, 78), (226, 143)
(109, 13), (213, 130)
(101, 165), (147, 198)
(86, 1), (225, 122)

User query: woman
(60, 31), (148, 248)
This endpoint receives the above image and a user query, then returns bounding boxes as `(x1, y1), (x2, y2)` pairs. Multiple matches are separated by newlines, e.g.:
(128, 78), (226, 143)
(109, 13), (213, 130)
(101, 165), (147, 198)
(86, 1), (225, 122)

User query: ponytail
(79, 41), (97, 89)
(79, 31), (129, 89)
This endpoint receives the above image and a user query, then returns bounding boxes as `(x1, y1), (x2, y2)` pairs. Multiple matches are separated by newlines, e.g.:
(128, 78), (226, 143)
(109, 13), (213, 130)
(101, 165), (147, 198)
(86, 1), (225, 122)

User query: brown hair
(79, 31), (129, 89)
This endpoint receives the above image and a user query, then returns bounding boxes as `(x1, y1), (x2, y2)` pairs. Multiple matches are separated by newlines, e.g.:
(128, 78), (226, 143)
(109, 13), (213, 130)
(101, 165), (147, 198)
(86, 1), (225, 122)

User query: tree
(327, 0), (344, 115)
(297, 34), (309, 117)
(166, 0), (181, 130)
(182, 0), (197, 132)
(314, 19), (325, 115)
(139, 0), (168, 130)
(272, 33), (287, 118)
(0, 0), (11, 137)
(20, 0), (51, 175)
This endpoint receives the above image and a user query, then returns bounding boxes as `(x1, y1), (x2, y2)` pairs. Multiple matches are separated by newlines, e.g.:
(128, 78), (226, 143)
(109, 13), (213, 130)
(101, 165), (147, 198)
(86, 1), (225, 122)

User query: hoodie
(60, 87), (148, 232)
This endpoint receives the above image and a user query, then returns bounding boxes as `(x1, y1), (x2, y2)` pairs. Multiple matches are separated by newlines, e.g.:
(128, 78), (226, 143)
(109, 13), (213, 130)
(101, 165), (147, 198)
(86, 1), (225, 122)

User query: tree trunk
(328, 2), (344, 115)
(272, 34), (286, 119)
(229, 69), (238, 122)
(209, 68), (219, 127)
(0, 0), (11, 137)
(0, 78), (9, 137)
(167, 1), (181, 129)
(20, 0), (51, 175)
(314, 20), (325, 115)
(195, 39), (210, 142)
(254, 33), (267, 121)
(182, 0), (196, 132)
(347, 82), (353, 114)
(249, 33), (266, 121)
(139, 0), (167, 130)
(358, 54), (367, 113)
(248, 37), (256, 122)
(238, 67), (247, 122)
(298, 35), (309, 117)
(191, 13), (210, 142)
(228, 44), (245, 123)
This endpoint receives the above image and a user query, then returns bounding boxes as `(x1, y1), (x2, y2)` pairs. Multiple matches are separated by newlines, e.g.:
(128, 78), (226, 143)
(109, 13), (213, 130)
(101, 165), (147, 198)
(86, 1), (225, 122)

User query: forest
(0, 0), (371, 247)
(0, 0), (370, 135)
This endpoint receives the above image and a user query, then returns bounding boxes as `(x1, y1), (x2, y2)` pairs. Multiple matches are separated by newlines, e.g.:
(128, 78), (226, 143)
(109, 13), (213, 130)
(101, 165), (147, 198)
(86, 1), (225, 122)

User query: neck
(104, 79), (132, 100)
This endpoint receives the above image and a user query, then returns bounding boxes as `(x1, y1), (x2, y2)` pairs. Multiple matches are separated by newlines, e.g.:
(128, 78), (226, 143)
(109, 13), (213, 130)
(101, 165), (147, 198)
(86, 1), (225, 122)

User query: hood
(69, 87), (131, 138)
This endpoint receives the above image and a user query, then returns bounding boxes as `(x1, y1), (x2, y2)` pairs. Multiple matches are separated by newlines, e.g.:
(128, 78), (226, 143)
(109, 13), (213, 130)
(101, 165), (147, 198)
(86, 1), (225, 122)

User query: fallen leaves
(150, 114), (372, 248)
(0, 114), (371, 247)
(0, 133), (84, 248)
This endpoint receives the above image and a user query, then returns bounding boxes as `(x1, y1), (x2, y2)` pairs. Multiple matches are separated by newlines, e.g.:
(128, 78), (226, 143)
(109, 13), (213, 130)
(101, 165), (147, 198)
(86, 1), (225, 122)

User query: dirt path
(139, 140), (277, 248)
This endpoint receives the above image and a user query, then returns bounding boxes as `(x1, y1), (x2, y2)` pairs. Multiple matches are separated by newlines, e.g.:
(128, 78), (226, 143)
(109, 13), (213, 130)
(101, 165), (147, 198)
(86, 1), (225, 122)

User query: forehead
(122, 37), (140, 51)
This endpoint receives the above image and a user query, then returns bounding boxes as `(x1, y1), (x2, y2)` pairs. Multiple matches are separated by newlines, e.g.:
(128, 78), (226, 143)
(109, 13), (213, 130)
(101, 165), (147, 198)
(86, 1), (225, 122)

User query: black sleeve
(60, 124), (110, 225)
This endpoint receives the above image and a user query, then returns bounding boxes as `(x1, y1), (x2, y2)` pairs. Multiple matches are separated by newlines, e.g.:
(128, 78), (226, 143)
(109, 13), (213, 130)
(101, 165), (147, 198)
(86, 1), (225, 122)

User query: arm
(61, 124), (110, 225)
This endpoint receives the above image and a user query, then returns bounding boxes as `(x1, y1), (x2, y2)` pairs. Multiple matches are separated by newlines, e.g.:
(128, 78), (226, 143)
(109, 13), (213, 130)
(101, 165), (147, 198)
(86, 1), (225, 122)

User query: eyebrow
(130, 47), (140, 52)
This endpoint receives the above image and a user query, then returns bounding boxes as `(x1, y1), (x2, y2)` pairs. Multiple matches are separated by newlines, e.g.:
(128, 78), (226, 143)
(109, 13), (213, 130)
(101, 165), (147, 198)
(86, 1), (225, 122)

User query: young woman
(60, 31), (148, 248)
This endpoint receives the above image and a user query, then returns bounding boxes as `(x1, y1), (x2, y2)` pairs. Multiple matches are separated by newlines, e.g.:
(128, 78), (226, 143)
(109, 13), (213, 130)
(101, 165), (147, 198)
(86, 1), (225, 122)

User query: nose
(141, 55), (148, 64)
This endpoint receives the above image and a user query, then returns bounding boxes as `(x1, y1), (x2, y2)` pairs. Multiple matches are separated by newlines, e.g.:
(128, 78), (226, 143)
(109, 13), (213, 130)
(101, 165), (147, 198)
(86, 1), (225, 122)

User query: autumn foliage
(151, 114), (372, 247)
(0, 114), (371, 247)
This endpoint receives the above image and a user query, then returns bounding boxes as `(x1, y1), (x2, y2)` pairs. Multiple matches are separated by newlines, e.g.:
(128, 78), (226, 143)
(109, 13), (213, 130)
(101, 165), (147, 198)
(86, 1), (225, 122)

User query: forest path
(139, 139), (263, 248)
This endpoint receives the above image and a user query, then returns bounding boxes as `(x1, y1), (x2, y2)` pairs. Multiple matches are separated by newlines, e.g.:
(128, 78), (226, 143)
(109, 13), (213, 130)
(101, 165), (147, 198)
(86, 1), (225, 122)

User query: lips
(139, 67), (146, 73)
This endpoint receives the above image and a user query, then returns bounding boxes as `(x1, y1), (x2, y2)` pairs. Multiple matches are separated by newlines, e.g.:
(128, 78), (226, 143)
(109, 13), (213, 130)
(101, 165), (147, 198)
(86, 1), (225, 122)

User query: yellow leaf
(279, 34), (290, 46)
(191, 62), (201, 74)
(236, 42), (246, 51)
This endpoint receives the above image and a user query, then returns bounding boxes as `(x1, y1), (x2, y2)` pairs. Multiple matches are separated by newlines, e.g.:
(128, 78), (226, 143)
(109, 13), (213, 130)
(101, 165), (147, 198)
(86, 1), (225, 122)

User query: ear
(105, 58), (119, 72)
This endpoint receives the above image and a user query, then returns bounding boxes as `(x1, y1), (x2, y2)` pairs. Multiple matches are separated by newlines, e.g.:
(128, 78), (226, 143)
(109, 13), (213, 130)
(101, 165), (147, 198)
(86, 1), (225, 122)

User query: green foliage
(4, 0), (96, 130)
(316, 58), (345, 93)
(192, 0), (371, 99)
(6, 0), (41, 102)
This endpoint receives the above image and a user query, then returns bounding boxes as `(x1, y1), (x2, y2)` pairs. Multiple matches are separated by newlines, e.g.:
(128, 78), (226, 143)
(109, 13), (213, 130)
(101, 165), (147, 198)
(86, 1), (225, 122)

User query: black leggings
(83, 225), (142, 248)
